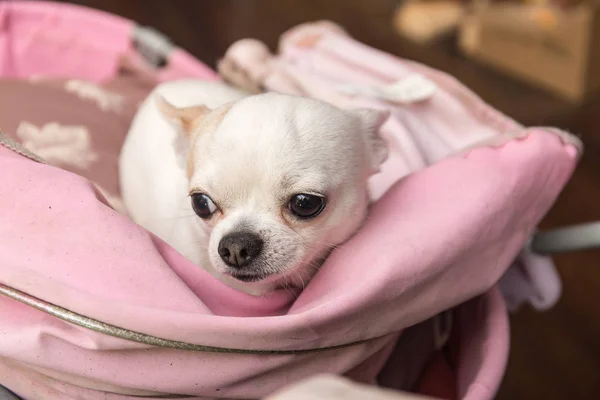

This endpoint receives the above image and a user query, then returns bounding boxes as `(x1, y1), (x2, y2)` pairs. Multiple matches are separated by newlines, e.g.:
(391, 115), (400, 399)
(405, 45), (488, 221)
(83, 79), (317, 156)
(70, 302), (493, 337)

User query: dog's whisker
(287, 278), (301, 299)
(293, 270), (306, 291)
(182, 240), (209, 248)
(280, 275), (294, 297)
(150, 215), (197, 221)
(302, 241), (342, 253)
(307, 261), (324, 272)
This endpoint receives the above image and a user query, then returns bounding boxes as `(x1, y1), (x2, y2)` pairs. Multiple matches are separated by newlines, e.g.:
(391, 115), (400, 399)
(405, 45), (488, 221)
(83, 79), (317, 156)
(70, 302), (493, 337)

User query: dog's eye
(288, 194), (326, 219)
(191, 193), (218, 219)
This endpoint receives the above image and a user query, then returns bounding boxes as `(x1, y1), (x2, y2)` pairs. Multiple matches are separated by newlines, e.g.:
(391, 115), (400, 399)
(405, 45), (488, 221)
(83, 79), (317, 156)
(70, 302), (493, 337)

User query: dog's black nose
(218, 232), (263, 268)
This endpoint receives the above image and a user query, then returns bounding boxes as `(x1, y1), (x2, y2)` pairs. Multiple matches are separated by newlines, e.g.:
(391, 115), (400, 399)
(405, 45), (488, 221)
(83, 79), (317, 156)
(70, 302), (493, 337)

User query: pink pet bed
(0, 2), (581, 400)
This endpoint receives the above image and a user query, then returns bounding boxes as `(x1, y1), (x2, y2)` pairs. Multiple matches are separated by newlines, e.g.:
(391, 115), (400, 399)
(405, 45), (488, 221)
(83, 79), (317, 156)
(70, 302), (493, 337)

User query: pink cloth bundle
(219, 22), (571, 314)
(0, 3), (581, 400)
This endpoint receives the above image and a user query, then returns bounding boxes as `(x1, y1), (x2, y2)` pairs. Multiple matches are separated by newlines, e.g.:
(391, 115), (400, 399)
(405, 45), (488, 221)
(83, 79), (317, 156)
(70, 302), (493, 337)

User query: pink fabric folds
(0, 125), (579, 399)
(0, 1), (217, 82)
(219, 23), (573, 313)
(0, 6), (581, 400)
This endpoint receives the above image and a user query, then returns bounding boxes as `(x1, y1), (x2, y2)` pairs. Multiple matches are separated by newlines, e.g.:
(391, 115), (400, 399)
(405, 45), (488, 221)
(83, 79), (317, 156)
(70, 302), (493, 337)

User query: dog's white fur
(120, 80), (388, 296)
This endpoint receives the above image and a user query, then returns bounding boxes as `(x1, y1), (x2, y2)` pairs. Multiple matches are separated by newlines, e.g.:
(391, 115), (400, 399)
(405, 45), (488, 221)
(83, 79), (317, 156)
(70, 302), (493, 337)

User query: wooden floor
(56, 0), (600, 398)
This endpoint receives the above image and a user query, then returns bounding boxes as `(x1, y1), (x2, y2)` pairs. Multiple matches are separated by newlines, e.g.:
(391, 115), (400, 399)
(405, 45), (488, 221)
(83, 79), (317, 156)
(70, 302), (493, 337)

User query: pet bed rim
(0, 283), (389, 354)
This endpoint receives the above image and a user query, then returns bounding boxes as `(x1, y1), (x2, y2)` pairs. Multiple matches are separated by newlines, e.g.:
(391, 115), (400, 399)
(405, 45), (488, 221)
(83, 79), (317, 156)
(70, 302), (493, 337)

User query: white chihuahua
(119, 80), (389, 296)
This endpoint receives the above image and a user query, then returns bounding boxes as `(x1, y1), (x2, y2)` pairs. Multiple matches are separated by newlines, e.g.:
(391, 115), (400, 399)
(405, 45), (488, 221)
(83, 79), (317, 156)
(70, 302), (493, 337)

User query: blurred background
(55, 0), (600, 398)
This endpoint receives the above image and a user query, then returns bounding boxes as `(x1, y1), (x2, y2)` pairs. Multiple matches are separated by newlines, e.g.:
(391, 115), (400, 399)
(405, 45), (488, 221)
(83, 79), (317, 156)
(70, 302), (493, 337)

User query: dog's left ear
(155, 94), (212, 137)
(353, 108), (390, 173)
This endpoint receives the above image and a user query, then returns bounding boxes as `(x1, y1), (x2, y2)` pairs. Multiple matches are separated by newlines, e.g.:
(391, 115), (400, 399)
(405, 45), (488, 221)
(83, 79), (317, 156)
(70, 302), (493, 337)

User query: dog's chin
(225, 269), (290, 285)
(227, 271), (270, 283)
(208, 249), (330, 296)
(216, 267), (305, 296)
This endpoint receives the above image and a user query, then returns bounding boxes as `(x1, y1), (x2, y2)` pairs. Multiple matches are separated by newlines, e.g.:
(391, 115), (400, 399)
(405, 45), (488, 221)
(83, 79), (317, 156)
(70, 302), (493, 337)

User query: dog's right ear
(154, 94), (211, 137)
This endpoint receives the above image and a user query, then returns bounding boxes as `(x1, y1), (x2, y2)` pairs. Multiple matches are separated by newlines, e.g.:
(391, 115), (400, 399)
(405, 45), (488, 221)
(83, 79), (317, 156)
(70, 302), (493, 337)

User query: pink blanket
(218, 21), (571, 314)
(0, 3), (581, 400)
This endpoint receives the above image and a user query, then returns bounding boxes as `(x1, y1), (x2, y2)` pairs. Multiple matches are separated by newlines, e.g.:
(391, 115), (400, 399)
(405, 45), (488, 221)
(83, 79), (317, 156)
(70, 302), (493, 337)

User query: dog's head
(157, 93), (389, 295)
